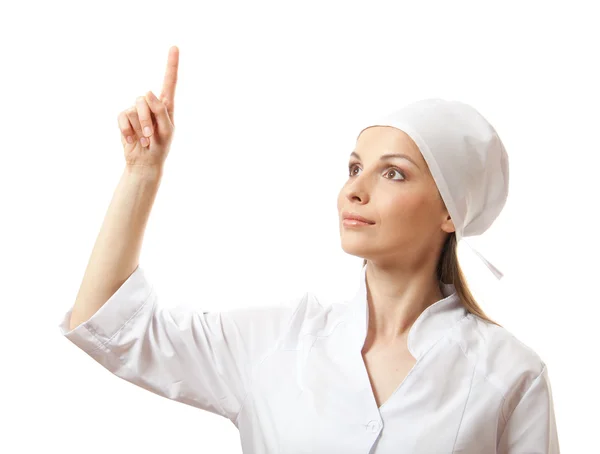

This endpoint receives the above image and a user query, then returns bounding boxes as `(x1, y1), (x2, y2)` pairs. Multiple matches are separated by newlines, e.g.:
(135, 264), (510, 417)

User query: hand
(118, 46), (179, 172)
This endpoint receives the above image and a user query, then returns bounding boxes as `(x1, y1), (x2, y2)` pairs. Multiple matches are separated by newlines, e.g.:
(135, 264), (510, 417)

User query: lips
(342, 212), (375, 224)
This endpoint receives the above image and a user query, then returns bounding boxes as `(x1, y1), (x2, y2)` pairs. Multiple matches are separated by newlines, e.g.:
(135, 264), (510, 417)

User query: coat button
(366, 420), (381, 433)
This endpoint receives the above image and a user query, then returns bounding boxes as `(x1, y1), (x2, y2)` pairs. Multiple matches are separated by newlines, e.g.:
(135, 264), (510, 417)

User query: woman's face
(337, 126), (455, 267)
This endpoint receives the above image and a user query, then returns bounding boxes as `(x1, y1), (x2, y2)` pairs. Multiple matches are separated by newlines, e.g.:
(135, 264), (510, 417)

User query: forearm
(69, 166), (162, 330)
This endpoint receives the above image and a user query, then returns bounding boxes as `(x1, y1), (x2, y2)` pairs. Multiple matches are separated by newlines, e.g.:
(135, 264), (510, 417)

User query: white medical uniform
(59, 263), (559, 453)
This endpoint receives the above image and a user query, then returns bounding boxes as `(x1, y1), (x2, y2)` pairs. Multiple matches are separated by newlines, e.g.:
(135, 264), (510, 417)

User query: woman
(59, 46), (559, 453)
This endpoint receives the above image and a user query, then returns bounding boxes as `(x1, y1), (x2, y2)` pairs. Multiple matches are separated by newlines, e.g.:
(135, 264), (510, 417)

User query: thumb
(146, 90), (174, 130)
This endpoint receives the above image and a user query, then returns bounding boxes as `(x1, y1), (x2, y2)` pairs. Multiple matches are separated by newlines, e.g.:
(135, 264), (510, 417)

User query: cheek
(381, 192), (430, 218)
(337, 184), (352, 210)
(380, 194), (441, 234)
(336, 190), (343, 211)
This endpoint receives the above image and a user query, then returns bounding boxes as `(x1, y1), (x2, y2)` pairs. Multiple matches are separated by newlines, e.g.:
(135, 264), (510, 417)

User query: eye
(348, 163), (406, 181)
(384, 168), (406, 180)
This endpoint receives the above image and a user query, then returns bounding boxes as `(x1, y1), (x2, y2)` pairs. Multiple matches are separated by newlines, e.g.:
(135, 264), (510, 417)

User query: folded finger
(118, 111), (135, 144)
(126, 107), (145, 145)
(146, 90), (173, 131)
(136, 96), (153, 137)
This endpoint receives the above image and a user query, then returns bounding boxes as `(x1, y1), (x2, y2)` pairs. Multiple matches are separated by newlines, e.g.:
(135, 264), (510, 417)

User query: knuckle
(118, 116), (131, 135)
(126, 107), (138, 118)
(151, 97), (165, 111)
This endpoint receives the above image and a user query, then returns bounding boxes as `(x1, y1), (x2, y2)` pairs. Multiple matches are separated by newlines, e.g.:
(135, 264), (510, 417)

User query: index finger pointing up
(160, 46), (179, 117)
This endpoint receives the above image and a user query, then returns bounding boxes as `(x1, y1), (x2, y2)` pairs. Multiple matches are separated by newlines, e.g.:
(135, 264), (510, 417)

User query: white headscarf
(357, 98), (509, 279)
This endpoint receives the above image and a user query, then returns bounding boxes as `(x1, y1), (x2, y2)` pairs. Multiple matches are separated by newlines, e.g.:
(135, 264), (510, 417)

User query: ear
(441, 214), (456, 234)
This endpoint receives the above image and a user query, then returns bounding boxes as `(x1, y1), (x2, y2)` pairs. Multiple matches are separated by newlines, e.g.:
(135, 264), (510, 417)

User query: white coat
(59, 263), (559, 453)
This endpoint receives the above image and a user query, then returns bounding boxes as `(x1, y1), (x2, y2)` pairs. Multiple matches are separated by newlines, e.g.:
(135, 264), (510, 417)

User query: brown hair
(361, 232), (501, 327)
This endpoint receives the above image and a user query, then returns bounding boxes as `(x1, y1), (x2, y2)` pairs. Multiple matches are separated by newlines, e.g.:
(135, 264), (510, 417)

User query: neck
(364, 262), (444, 346)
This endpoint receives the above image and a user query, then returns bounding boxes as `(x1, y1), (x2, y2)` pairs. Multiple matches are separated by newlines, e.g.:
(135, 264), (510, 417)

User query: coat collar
(349, 263), (467, 359)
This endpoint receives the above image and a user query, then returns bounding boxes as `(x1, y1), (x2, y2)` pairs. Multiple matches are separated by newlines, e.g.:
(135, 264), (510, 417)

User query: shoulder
(198, 291), (345, 353)
(458, 314), (547, 401)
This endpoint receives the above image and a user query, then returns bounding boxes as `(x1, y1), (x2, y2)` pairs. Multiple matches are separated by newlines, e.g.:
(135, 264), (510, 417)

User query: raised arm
(59, 46), (312, 424)
(68, 46), (179, 331)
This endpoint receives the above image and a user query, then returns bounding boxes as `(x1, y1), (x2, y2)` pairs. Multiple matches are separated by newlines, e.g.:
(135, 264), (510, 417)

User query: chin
(339, 239), (370, 258)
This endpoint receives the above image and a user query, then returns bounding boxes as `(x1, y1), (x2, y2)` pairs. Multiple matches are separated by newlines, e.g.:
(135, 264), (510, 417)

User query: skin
(69, 47), (178, 330)
(117, 46), (179, 172)
(337, 125), (456, 351)
(337, 125), (458, 407)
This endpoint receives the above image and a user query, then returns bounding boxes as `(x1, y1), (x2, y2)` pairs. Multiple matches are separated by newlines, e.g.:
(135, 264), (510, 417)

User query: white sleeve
(497, 365), (560, 453)
(58, 265), (303, 423)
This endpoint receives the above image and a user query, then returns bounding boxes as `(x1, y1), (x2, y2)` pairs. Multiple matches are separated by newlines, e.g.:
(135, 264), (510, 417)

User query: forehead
(354, 126), (424, 165)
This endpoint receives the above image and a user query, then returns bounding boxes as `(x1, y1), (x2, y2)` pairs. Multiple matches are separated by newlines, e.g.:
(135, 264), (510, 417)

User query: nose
(345, 180), (369, 204)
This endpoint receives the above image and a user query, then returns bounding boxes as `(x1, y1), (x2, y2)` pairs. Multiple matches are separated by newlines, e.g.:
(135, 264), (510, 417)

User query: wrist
(125, 165), (163, 181)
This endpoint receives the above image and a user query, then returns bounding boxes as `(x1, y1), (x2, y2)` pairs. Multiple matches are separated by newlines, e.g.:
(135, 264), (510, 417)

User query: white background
(1, 0), (597, 452)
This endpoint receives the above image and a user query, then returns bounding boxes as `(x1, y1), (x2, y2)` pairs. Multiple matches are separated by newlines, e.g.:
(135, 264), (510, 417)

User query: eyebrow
(349, 151), (420, 169)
